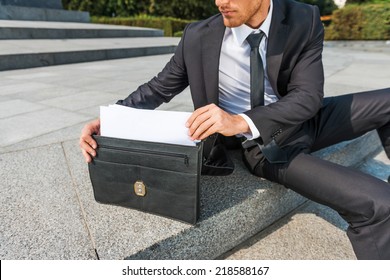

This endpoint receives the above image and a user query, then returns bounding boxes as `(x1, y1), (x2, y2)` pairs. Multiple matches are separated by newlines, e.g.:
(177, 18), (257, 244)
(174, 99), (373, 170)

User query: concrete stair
(0, 0), (89, 22)
(0, 20), (179, 71)
(0, 20), (164, 39)
(122, 131), (382, 259)
(1, 0), (64, 9)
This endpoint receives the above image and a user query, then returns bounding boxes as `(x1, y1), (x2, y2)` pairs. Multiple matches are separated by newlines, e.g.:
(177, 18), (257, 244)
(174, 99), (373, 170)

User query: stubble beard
(220, 1), (265, 29)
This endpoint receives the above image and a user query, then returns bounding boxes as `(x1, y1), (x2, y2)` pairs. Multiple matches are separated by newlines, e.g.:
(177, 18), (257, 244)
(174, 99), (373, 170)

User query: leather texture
(201, 134), (234, 176)
(88, 135), (203, 224)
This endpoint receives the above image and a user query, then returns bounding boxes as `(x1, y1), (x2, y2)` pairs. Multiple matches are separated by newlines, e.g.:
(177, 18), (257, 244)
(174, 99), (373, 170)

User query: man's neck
(246, 0), (271, 29)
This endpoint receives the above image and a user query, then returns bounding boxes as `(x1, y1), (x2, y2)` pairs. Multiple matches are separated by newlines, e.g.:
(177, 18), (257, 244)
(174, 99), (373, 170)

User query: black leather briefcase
(88, 135), (203, 224)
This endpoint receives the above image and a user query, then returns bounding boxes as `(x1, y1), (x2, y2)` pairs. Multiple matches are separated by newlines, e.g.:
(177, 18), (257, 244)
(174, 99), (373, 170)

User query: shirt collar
(231, 0), (273, 46)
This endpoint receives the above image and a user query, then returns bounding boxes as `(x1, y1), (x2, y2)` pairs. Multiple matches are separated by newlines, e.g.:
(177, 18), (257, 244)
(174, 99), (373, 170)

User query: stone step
(0, 0), (63, 9)
(0, 130), (380, 260)
(0, 37), (179, 71)
(0, 20), (164, 39)
(117, 131), (380, 259)
(223, 149), (389, 260)
(0, 4), (89, 22)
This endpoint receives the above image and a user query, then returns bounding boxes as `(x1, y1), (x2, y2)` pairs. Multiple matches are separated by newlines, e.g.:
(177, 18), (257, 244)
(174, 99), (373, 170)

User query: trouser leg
(254, 152), (390, 259)
(251, 88), (390, 259)
(282, 154), (390, 259)
(311, 88), (390, 156)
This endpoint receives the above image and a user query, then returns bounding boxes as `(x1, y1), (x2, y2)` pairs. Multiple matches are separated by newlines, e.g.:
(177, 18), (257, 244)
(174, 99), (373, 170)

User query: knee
(370, 199), (390, 225)
(344, 196), (390, 228)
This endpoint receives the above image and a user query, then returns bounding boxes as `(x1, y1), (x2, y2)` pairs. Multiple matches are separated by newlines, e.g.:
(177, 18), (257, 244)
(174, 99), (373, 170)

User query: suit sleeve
(244, 6), (324, 145)
(116, 27), (190, 109)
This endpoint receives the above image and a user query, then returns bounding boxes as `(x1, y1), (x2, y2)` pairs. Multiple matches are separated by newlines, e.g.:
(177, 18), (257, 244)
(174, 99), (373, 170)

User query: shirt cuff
(239, 113), (260, 140)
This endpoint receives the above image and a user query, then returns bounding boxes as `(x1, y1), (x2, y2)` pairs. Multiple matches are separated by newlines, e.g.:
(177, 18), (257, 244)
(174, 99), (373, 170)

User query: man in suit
(80, 0), (390, 259)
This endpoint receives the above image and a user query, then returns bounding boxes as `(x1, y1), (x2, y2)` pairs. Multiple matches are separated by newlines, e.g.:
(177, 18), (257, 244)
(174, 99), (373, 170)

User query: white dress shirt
(218, 0), (277, 139)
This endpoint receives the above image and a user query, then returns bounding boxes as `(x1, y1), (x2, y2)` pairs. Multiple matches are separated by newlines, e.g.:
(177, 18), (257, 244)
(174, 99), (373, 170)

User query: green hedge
(297, 0), (338, 16)
(63, 0), (218, 20)
(148, 0), (218, 20)
(325, 4), (390, 40)
(91, 15), (192, 37)
(62, 0), (150, 17)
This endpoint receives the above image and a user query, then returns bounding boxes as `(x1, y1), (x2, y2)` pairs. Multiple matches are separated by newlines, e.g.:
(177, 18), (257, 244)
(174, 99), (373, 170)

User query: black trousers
(247, 88), (390, 259)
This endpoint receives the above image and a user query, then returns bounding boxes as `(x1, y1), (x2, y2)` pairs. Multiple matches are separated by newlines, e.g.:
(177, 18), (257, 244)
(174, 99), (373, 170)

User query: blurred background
(62, 0), (390, 40)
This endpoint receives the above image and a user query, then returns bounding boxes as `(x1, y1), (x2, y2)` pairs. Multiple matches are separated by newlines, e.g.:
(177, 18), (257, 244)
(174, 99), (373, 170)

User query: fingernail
(185, 122), (189, 127)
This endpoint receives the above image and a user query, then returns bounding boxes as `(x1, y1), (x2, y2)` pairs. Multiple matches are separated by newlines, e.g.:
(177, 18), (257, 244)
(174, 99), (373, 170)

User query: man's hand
(186, 104), (250, 140)
(79, 118), (100, 163)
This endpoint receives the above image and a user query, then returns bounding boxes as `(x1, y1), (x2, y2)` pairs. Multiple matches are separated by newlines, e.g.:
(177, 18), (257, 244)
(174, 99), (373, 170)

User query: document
(100, 105), (197, 146)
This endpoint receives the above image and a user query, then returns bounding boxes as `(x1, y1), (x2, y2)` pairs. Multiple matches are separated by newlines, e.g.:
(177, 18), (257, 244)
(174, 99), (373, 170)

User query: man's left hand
(186, 104), (250, 140)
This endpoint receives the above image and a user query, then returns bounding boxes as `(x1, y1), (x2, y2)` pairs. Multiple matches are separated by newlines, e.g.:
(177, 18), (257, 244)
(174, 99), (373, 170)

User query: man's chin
(222, 17), (243, 28)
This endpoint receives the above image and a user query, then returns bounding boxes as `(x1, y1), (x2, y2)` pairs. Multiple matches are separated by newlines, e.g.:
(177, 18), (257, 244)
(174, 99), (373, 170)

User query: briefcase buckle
(134, 181), (146, 197)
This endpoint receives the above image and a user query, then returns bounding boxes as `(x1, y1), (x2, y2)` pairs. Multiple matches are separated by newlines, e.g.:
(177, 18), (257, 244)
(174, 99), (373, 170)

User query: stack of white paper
(100, 105), (196, 146)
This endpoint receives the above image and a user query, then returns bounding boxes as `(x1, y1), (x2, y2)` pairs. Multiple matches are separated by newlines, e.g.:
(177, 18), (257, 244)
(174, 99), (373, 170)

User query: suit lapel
(267, 0), (289, 97)
(201, 15), (225, 105)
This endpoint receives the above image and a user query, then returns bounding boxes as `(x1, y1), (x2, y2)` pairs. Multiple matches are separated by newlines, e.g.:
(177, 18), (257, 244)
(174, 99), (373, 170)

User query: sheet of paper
(100, 105), (196, 146)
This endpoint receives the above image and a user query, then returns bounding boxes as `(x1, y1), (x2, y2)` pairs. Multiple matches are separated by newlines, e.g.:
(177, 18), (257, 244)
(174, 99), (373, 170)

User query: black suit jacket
(118, 0), (324, 156)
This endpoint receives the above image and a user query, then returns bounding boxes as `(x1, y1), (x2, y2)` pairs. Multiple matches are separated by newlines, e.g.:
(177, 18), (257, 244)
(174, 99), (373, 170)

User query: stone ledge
(0, 5), (90, 22)
(0, 45), (177, 71)
(324, 40), (390, 53)
(0, 130), (380, 259)
(124, 132), (381, 259)
(61, 131), (381, 259)
(0, 0), (63, 10)
(0, 26), (164, 39)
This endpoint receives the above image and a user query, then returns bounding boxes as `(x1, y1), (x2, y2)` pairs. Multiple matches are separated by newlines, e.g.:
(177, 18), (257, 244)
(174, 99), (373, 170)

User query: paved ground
(0, 54), (192, 152)
(0, 41), (389, 259)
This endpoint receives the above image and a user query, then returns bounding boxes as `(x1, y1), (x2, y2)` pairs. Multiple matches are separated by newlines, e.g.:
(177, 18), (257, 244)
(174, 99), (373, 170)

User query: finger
(186, 104), (214, 128)
(198, 123), (219, 140)
(81, 148), (92, 163)
(80, 143), (96, 158)
(81, 118), (100, 135)
(79, 136), (97, 157)
(84, 134), (97, 150)
(188, 110), (212, 136)
(190, 118), (215, 140)
(79, 118), (100, 163)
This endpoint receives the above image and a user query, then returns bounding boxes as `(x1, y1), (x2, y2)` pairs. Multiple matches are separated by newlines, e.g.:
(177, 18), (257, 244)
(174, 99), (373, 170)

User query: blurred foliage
(65, 0), (388, 41)
(63, 0), (339, 19)
(297, 0), (338, 16)
(62, 0), (217, 20)
(91, 15), (192, 37)
(62, 0), (149, 17)
(148, 0), (218, 20)
(325, 3), (390, 40)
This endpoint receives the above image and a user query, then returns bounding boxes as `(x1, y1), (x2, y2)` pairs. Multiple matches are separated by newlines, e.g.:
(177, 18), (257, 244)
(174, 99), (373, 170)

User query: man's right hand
(79, 118), (100, 163)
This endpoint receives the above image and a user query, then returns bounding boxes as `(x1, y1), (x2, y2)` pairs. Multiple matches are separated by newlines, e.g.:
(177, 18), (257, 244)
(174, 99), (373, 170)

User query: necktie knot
(246, 32), (264, 50)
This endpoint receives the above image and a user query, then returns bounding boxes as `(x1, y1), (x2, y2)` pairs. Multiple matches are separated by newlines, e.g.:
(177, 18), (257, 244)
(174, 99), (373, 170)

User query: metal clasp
(134, 180), (146, 197)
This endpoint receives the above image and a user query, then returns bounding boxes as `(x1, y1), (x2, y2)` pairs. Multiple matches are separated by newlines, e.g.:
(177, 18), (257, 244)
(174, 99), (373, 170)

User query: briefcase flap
(88, 135), (203, 224)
